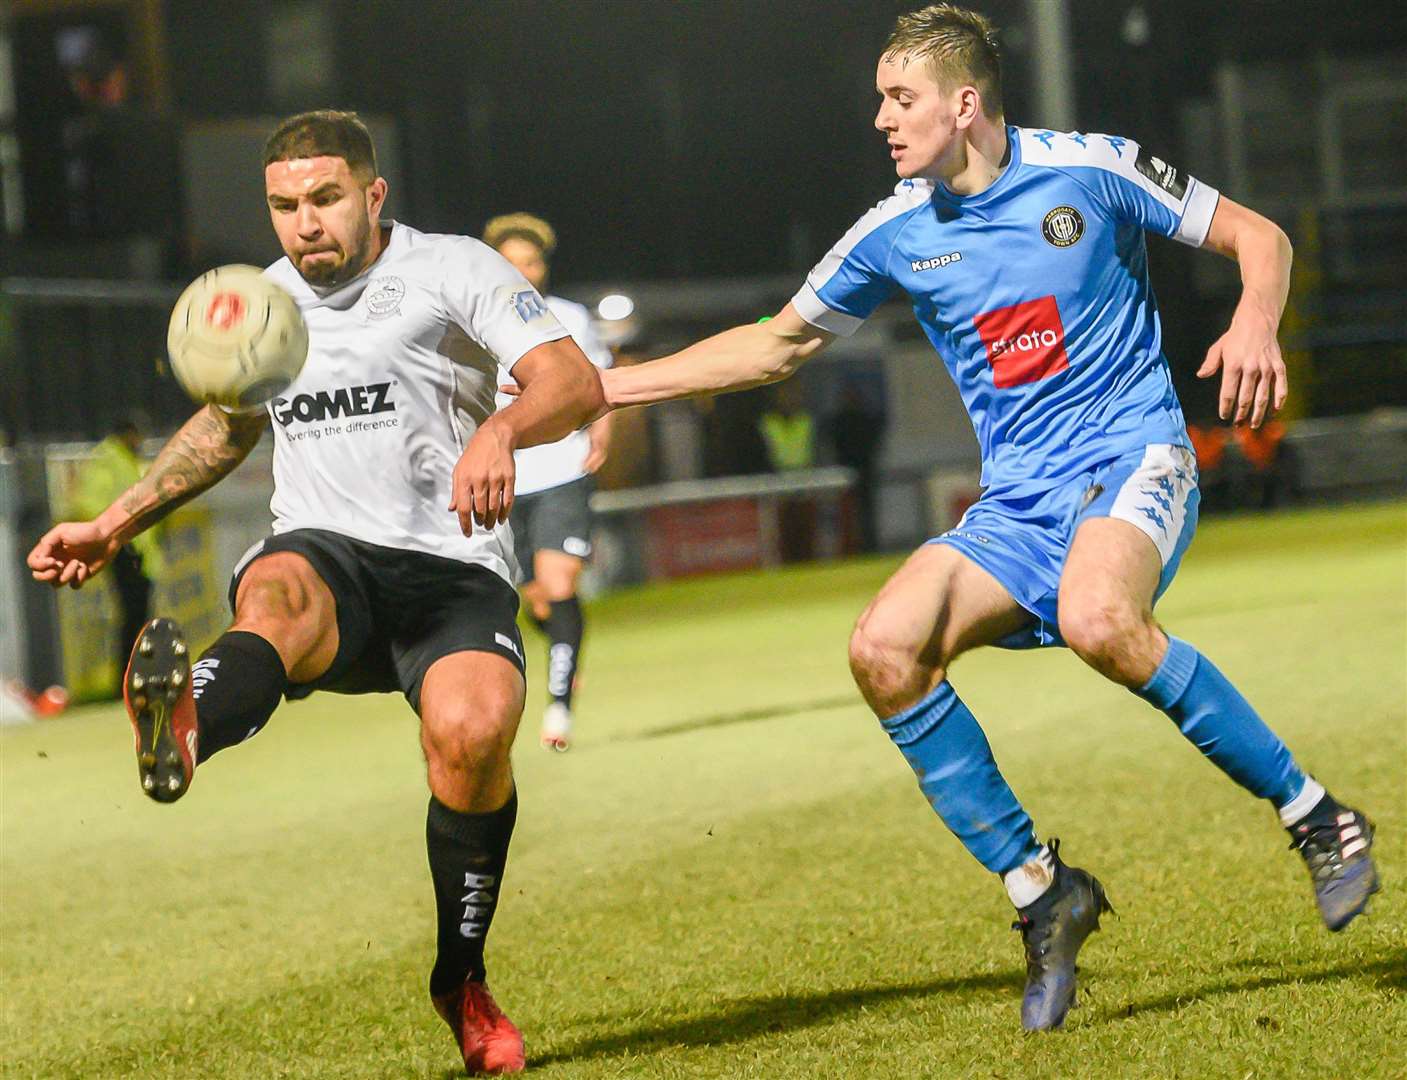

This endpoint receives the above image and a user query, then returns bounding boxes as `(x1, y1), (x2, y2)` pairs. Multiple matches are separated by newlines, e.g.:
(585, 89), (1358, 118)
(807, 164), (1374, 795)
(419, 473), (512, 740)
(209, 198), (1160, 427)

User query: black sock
(426, 790), (518, 996)
(542, 598), (583, 708)
(191, 631), (287, 763)
(1293, 790), (1343, 831)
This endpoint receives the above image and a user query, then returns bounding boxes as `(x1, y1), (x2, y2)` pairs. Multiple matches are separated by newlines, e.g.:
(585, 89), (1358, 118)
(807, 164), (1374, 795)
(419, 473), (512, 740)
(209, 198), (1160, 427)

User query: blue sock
(1135, 636), (1306, 808)
(881, 682), (1041, 875)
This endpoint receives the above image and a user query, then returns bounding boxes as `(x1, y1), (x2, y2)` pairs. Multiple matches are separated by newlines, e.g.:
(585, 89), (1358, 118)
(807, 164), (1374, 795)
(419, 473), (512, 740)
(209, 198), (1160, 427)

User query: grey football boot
(1288, 796), (1379, 931)
(1011, 840), (1113, 1031)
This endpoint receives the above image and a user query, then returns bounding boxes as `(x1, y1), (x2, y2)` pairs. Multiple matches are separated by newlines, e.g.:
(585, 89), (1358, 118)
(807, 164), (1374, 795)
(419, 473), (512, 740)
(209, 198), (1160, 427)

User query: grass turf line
(2, 500), (1404, 1078)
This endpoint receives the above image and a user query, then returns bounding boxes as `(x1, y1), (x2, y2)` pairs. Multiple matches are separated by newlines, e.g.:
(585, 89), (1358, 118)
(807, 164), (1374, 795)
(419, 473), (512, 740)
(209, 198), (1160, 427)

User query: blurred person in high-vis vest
(69, 417), (165, 694)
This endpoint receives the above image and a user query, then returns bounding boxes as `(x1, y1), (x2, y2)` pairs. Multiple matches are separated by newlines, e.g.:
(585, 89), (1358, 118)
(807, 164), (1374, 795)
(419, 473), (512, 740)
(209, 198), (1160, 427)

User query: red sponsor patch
(205, 292), (247, 331)
(973, 295), (1069, 388)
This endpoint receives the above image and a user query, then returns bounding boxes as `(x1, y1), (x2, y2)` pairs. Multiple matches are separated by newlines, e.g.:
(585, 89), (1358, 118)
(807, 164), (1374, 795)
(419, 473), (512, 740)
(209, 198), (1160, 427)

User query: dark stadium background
(3, 0), (1405, 439)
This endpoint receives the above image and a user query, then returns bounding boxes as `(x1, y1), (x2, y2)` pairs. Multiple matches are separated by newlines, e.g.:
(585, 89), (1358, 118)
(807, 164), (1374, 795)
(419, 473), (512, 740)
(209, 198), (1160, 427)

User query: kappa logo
(1135, 147), (1188, 200)
(911, 251), (962, 272)
(365, 275), (405, 319)
(271, 382), (396, 426)
(973, 295), (1070, 389)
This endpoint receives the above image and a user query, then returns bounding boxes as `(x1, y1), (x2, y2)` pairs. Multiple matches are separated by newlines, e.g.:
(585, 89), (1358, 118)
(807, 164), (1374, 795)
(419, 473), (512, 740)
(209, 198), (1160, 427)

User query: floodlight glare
(597, 294), (635, 321)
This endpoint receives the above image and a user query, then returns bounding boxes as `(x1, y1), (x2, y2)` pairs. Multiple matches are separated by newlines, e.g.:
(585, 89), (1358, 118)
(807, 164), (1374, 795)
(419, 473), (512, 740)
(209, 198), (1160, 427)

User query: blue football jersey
(793, 126), (1220, 494)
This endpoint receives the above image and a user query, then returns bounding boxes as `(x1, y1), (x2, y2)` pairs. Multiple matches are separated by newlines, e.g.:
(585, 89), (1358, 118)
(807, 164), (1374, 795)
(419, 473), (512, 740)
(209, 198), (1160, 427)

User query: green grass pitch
(3, 501), (1404, 1078)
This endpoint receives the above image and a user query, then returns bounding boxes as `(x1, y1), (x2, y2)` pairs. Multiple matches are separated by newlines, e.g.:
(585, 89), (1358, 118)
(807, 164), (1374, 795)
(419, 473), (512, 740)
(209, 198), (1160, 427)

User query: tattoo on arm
(116, 406), (266, 537)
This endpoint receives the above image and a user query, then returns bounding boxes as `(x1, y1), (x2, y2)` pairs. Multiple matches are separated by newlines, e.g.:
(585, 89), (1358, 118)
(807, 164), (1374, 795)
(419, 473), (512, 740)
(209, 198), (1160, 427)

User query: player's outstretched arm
(27, 405), (267, 589)
(450, 338), (603, 533)
(1197, 196), (1294, 428)
(602, 303), (835, 410)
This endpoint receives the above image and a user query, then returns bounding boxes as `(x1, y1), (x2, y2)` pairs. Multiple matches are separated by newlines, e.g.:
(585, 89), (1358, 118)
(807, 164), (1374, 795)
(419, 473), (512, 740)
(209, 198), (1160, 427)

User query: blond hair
(482, 212), (557, 257)
(884, 4), (1003, 119)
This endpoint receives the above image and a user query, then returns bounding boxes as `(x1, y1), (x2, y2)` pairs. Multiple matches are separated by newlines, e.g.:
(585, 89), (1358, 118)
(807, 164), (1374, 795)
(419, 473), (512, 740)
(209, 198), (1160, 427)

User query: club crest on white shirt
(500, 286), (550, 325)
(365, 275), (406, 319)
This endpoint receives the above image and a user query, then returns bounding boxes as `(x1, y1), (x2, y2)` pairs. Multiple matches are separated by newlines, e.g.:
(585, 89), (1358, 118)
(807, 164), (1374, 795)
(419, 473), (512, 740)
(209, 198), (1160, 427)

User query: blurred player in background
(485, 213), (614, 751)
(28, 111), (603, 1075)
(589, 3), (1379, 1033)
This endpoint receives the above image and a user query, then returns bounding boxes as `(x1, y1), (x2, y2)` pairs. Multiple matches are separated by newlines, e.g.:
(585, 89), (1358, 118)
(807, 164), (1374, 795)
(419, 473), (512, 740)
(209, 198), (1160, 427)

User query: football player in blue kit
(591, 4), (1380, 1031)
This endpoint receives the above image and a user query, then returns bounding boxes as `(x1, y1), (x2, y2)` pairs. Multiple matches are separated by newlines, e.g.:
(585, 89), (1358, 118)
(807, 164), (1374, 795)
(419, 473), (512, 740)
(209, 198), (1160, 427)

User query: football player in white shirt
(27, 111), (602, 1075)
(484, 214), (614, 752)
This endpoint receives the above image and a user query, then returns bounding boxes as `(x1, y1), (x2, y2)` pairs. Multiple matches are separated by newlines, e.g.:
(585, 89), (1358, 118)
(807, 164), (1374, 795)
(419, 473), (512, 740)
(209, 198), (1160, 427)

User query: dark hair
(885, 4), (1003, 119)
(263, 110), (378, 184)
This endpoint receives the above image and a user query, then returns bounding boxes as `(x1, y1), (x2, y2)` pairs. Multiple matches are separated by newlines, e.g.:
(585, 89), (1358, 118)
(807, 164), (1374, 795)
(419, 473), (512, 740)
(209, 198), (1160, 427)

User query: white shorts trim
(1107, 445), (1197, 565)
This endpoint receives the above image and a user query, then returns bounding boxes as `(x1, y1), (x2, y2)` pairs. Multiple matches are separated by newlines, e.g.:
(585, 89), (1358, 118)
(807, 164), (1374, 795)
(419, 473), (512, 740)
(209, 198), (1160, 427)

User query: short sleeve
(547, 297), (614, 370)
(791, 180), (931, 337)
(1019, 130), (1219, 247)
(439, 237), (570, 369)
(1077, 134), (1219, 246)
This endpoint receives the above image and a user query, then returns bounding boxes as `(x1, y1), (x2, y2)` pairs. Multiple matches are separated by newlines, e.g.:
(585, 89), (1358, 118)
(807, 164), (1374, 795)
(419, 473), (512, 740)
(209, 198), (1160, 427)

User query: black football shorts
(229, 528), (525, 712)
(509, 475), (594, 582)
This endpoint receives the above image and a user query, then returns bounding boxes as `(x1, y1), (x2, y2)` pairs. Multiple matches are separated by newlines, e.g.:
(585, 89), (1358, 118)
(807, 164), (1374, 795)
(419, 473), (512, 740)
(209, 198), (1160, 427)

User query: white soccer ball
(166, 265), (308, 410)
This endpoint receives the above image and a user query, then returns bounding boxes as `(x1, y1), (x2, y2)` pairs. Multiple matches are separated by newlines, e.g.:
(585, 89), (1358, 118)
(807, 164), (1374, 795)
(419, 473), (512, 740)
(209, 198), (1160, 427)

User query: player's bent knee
(419, 658), (524, 778)
(848, 624), (942, 717)
(533, 555), (582, 602)
(232, 555), (336, 674)
(422, 707), (515, 775)
(1059, 598), (1149, 670)
(236, 554), (331, 624)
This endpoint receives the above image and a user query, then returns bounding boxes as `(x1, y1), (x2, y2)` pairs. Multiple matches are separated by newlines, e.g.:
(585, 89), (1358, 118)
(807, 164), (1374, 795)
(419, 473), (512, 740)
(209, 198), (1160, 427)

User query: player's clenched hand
(450, 420), (516, 533)
(1197, 303), (1288, 429)
(27, 521), (121, 589)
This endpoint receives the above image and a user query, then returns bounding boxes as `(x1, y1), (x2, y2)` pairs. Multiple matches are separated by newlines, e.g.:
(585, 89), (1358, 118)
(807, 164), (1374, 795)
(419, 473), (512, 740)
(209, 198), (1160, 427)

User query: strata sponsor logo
(1041, 205), (1085, 247)
(990, 328), (1060, 358)
(271, 382), (396, 427)
(1135, 147), (1188, 200)
(944, 529), (990, 545)
(364, 275), (405, 319)
(973, 295), (1070, 388)
(911, 251), (962, 273)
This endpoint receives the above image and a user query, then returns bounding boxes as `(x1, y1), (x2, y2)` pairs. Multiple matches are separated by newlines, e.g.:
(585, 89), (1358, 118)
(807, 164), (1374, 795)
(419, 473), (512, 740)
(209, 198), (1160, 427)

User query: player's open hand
(1197, 304), (1288, 429)
(27, 521), (121, 589)
(450, 420), (516, 533)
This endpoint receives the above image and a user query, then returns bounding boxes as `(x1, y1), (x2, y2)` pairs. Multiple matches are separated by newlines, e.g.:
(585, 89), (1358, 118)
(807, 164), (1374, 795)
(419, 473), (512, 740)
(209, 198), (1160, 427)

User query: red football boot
(432, 980), (526, 1075)
(123, 618), (198, 803)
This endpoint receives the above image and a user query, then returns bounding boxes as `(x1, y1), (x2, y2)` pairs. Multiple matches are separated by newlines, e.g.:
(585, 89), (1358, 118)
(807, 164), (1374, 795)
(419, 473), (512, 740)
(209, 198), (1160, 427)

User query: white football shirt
(261, 220), (569, 583)
(496, 296), (614, 496)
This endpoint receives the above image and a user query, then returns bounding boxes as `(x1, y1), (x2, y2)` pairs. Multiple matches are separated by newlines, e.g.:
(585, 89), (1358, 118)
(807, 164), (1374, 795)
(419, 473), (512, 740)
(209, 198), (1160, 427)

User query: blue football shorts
(930, 444), (1200, 649)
